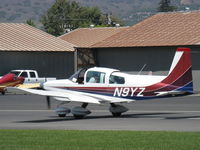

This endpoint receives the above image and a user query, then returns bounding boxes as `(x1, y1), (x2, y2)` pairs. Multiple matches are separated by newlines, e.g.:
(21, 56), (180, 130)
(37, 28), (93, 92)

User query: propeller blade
(46, 96), (51, 109)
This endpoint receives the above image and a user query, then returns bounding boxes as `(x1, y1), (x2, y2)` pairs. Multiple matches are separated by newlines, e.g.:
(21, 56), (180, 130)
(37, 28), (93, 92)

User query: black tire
(112, 112), (121, 117)
(73, 115), (84, 119)
(1, 91), (5, 95)
(58, 114), (66, 117)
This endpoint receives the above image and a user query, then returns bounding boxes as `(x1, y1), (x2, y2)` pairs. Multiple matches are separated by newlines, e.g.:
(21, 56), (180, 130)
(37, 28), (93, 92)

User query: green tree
(41, 0), (123, 36)
(26, 19), (36, 27)
(158, 0), (177, 12)
(99, 14), (124, 27)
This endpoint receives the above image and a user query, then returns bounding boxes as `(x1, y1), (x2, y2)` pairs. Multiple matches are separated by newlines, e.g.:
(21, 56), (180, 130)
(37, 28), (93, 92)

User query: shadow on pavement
(14, 112), (194, 123)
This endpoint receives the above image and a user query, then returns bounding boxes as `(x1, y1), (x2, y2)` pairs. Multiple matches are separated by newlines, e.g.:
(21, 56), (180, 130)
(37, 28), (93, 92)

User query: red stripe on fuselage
(55, 48), (192, 98)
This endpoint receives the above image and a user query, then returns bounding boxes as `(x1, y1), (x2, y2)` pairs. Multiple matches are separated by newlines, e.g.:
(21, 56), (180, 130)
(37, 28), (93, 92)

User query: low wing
(7, 87), (100, 104)
(7, 87), (133, 104)
(79, 91), (134, 103)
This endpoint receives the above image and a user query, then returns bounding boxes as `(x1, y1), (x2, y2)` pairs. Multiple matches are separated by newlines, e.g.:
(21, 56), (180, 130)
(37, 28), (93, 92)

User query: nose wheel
(1, 91), (5, 95)
(55, 102), (91, 119)
(55, 106), (71, 117)
(55, 101), (71, 117)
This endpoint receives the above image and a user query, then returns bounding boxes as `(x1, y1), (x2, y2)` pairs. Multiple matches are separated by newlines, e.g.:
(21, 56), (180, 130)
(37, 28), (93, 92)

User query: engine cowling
(71, 106), (91, 118)
(55, 107), (71, 117)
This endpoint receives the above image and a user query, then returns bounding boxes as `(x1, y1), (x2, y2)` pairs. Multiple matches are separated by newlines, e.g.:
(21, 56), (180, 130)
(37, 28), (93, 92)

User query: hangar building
(61, 11), (200, 91)
(59, 27), (128, 70)
(0, 23), (75, 78)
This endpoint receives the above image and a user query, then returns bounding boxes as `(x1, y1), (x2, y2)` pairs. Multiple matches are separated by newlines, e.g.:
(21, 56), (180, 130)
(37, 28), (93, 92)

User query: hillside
(0, 0), (200, 25)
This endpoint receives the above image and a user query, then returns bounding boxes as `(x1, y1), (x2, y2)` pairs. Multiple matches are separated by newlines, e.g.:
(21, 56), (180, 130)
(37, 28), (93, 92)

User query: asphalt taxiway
(0, 94), (200, 131)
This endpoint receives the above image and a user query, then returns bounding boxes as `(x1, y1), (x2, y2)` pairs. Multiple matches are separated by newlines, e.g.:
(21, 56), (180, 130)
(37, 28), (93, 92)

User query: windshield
(69, 68), (87, 83)
(10, 71), (21, 77)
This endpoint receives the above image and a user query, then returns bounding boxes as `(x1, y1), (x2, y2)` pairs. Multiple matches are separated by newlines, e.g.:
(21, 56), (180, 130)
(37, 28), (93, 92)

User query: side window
(109, 75), (125, 84)
(20, 72), (28, 78)
(86, 71), (106, 84)
(30, 72), (36, 78)
(10, 71), (20, 76)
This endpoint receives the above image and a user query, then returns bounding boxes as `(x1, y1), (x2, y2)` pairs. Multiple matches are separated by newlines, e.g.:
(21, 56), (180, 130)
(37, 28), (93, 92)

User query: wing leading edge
(7, 87), (134, 104)
(7, 87), (100, 104)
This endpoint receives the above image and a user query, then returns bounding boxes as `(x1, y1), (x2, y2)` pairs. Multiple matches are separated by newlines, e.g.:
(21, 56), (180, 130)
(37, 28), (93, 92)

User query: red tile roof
(59, 27), (128, 48)
(92, 11), (200, 48)
(0, 23), (75, 52)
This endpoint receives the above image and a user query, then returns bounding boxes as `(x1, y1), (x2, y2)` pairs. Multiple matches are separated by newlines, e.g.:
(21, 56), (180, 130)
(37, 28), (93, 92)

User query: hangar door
(96, 47), (175, 76)
(0, 51), (74, 79)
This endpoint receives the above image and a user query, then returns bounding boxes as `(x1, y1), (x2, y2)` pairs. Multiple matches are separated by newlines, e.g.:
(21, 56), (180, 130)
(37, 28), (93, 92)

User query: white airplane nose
(40, 83), (44, 89)
(42, 80), (58, 90)
(40, 82), (48, 89)
(42, 81), (51, 90)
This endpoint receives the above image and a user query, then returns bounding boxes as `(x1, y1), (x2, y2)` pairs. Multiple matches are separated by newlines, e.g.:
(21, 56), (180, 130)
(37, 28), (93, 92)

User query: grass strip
(0, 130), (200, 150)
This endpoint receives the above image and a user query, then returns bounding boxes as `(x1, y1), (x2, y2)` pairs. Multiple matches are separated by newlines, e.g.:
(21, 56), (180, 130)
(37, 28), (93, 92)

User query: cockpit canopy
(68, 67), (125, 85)
(68, 68), (87, 84)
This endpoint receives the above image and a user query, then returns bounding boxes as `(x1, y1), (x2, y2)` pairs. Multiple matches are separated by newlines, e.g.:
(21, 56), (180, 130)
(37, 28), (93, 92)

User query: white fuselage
(43, 67), (166, 90)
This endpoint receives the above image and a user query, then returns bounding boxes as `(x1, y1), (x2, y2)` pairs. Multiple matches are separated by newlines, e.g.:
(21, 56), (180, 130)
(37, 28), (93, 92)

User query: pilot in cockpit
(88, 73), (99, 83)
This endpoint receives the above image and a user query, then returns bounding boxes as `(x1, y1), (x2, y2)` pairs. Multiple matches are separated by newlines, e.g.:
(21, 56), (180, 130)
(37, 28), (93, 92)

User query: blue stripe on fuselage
(56, 81), (193, 101)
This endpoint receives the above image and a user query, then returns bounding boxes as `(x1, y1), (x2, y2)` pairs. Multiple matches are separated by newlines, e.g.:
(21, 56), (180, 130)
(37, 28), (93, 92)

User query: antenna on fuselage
(137, 64), (147, 75)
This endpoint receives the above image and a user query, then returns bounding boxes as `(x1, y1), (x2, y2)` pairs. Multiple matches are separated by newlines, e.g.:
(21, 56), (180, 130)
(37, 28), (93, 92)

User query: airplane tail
(161, 47), (193, 93)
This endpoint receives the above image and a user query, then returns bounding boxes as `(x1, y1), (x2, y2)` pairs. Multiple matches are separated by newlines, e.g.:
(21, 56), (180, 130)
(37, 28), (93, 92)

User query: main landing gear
(55, 101), (128, 119)
(71, 103), (91, 119)
(109, 103), (128, 117)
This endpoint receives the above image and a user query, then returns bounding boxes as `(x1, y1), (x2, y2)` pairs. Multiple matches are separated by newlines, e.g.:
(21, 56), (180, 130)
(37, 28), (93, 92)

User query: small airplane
(0, 73), (24, 95)
(7, 47), (193, 118)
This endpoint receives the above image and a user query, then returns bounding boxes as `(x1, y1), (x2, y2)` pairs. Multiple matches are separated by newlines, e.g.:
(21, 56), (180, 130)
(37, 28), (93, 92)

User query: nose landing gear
(55, 103), (91, 119)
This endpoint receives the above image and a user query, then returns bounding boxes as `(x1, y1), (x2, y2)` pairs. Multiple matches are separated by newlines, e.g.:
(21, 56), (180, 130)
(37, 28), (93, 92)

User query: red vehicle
(0, 73), (24, 95)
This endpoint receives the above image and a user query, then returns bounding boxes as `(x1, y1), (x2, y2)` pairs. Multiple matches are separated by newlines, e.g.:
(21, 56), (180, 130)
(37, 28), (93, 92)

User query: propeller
(41, 83), (51, 109)
(46, 96), (51, 109)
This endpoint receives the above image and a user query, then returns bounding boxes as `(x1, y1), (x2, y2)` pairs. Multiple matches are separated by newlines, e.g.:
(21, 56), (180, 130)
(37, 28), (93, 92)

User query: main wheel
(112, 112), (122, 117)
(58, 114), (66, 117)
(73, 115), (84, 119)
